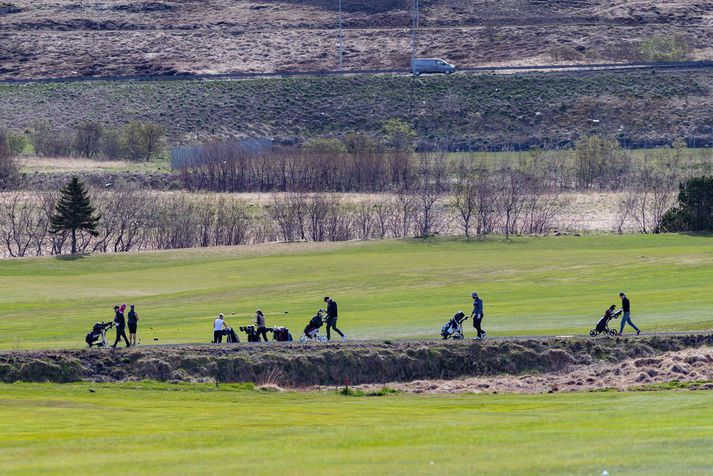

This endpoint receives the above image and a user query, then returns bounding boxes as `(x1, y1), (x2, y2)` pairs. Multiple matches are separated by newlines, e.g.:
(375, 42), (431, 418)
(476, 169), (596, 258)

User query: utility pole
(339, 0), (344, 74)
(411, 0), (419, 75)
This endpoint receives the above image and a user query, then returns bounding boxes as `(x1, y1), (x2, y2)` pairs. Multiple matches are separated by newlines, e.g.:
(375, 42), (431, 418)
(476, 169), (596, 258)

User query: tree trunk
(71, 228), (77, 254)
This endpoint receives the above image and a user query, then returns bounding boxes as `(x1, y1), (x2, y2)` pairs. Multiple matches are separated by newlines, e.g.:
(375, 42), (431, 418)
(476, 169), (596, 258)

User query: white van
(411, 58), (456, 76)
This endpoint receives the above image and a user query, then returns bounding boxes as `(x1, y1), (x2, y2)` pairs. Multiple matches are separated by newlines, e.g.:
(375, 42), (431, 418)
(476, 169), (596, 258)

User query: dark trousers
(213, 330), (223, 343)
(326, 318), (344, 340)
(257, 327), (269, 342)
(113, 326), (130, 347)
(473, 315), (485, 338)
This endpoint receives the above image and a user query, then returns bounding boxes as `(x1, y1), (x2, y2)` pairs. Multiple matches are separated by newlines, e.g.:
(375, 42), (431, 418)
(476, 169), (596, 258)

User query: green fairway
(1, 234), (712, 349)
(0, 383), (711, 475)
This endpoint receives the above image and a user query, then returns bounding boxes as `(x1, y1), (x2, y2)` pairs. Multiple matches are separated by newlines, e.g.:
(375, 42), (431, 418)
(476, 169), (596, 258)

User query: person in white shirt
(213, 314), (226, 343)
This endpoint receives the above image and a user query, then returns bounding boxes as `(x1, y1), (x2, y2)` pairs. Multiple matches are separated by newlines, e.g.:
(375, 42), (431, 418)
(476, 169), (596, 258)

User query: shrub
(303, 137), (347, 155)
(28, 120), (73, 157)
(0, 129), (19, 188)
(74, 120), (104, 158)
(660, 176), (713, 231)
(6, 132), (27, 156)
(574, 136), (629, 189)
(100, 128), (124, 160)
(640, 35), (691, 62)
(122, 121), (166, 162)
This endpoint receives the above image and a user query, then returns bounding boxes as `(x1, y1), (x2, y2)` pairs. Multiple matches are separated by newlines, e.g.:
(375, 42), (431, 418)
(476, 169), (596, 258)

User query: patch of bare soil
(363, 347), (713, 394)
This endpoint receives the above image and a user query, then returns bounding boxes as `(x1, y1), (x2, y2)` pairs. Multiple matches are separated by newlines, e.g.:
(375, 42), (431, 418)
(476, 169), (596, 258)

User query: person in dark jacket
(619, 292), (641, 335)
(112, 305), (130, 348)
(323, 297), (346, 341)
(127, 304), (139, 346)
(470, 291), (486, 339)
(255, 309), (269, 342)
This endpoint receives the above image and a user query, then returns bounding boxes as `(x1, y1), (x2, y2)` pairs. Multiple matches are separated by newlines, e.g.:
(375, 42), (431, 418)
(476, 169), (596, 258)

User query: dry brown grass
(1, 0), (711, 79)
(357, 346), (713, 394)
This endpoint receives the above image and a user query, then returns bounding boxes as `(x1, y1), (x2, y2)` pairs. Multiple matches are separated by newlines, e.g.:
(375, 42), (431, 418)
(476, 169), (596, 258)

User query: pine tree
(50, 177), (100, 254)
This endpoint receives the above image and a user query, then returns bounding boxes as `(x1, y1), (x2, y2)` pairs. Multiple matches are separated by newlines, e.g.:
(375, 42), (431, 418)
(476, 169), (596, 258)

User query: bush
(0, 130), (19, 188)
(574, 136), (629, 189)
(74, 121), (104, 158)
(100, 128), (124, 160)
(28, 120), (73, 157)
(6, 132), (27, 156)
(660, 176), (713, 231)
(303, 137), (347, 155)
(122, 121), (166, 162)
(640, 35), (691, 62)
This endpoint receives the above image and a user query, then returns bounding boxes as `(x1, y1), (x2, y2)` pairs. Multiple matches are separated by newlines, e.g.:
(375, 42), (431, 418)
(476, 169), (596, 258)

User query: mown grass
(0, 382), (711, 475)
(0, 234), (712, 349)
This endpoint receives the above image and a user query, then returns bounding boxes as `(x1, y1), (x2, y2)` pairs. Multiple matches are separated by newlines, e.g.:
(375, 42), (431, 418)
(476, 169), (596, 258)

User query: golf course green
(0, 382), (711, 475)
(1, 234), (712, 350)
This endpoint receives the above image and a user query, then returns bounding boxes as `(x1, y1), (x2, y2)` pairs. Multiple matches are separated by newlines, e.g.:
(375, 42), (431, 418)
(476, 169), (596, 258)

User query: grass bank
(0, 234), (712, 350)
(2, 335), (712, 386)
(1, 69), (711, 148)
(0, 382), (711, 475)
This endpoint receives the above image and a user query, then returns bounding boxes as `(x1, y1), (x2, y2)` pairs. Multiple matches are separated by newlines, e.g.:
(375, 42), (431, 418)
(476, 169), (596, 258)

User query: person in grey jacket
(255, 309), (269, 342)
(470, 291), (486, 339)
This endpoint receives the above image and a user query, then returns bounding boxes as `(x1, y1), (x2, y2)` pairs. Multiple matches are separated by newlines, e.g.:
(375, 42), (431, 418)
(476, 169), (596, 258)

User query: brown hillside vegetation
(1, 0), (712, 79)
(1, 334), (712, 388)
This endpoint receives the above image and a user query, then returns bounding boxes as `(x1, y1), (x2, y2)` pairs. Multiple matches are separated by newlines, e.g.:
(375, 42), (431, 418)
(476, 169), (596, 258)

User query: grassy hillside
(1, 382), (712, 475)
(1, 234), (712, 350)
(1, 0), (711, 79)
(2, 69), (712, 148)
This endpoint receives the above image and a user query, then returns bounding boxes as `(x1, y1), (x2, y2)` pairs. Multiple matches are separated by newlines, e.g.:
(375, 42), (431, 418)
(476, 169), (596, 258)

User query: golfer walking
(471, 292), (486, 339)
(112, 305), (130, 348)
(324, 296), (346, 341)
(619, 292), (641, 335)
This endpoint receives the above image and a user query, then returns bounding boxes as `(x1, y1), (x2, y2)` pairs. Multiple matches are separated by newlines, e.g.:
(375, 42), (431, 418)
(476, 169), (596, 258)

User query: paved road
(2, 60), (713, 85)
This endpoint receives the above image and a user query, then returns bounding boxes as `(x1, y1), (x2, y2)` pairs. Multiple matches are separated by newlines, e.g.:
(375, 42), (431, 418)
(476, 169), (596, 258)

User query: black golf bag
(301, 309), (327, 342)
(441, 311), (468, 340)
(270, 326), (293, 342)
(239, 325), (261, 342)
(590, 310), (621, 337)
(224, 327), (240, 343)
(85, 322), (114, 348)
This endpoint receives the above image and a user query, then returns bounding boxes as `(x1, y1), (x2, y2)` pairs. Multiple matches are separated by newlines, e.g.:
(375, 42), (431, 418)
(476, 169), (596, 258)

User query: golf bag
(300, 309), (327, 342)
(224, 327), (240, 343)
(239, 325), (261, 342)
(270, 326), (293, 342)
(441, 311), (468, 340)
(85, 322), (114, 348)
(590, 309), (621, 337)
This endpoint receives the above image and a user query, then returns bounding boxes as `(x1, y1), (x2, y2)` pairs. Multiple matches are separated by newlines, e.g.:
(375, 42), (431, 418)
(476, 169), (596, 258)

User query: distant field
(17, 157), (170, 174)
(1, 382), (712, 475)
(0, 234), (712, 350)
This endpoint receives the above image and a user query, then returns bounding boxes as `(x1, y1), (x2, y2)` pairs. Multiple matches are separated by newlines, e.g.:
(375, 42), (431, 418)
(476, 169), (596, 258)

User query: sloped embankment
(1, 334), (712, 387)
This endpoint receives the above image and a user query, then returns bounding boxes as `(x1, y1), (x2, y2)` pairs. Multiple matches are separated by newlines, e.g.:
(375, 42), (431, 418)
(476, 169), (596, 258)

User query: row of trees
(3, 170), (710, 258)
(176, 135), (700, 194)
(0, 168), (565, 257)
(5, 120), (166, 161)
